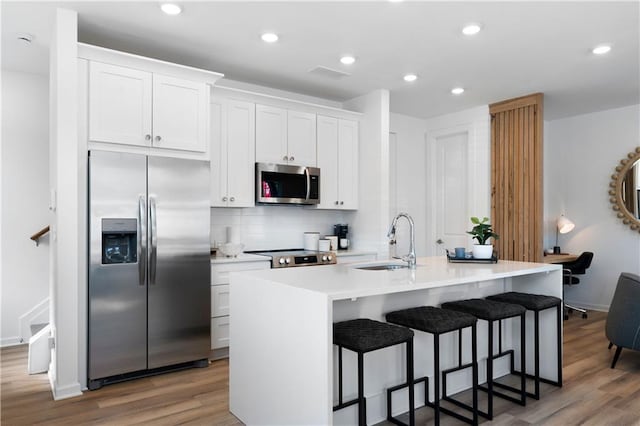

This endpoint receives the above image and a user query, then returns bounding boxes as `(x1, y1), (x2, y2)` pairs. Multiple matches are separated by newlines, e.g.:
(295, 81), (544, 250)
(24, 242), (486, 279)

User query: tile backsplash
(211, 206), (355, 251)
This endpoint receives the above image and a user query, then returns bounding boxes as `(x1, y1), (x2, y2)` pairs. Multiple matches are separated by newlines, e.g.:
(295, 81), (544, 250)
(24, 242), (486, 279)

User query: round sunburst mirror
(609, 146), (640, 233)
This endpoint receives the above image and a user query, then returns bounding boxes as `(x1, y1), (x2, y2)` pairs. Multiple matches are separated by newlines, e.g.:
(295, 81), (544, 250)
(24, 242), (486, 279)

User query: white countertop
(235, 256), (561, 300)
(210, 253), (270, 265)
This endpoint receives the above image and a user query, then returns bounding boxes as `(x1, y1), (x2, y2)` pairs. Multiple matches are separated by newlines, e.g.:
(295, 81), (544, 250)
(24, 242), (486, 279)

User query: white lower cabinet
(336, 253), (377, 264)
(210, 258), (270, 359)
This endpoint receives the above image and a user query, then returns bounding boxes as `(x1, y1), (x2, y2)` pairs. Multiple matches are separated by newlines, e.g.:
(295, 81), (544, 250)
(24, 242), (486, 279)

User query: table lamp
(553, 215), (575, 254)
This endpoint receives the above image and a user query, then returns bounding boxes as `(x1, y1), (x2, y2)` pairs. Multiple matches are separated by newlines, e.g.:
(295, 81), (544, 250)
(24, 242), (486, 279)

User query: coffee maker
(334, 224), (349, 250)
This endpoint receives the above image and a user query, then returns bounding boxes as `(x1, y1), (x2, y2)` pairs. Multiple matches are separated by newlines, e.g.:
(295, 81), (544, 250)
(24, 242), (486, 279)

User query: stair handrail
(30, 225), (50, 246)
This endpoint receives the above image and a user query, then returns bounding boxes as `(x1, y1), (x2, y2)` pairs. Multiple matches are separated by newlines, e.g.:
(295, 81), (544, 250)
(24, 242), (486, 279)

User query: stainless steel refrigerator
(88, 150), (210, 390)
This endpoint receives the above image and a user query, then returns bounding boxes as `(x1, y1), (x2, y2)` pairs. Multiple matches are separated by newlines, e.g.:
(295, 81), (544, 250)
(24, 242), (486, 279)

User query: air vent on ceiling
(308, 66), (351, 80)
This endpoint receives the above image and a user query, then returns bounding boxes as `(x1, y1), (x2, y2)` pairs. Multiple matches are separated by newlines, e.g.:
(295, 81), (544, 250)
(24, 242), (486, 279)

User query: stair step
(30, 323), (48, 336)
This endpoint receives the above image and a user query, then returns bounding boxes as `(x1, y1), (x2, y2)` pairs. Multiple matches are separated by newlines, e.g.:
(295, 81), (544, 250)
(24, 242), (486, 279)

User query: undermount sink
(355, 264), (409, 271)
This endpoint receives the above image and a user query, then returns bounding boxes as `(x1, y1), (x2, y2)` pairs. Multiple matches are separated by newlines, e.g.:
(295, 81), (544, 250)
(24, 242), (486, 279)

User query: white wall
(0, 70), (50, 346)
(211, 206), (353, 251)
(545, 104), (640, 311)
(390, 113), (428, 256)
(344, 90), (391, 257)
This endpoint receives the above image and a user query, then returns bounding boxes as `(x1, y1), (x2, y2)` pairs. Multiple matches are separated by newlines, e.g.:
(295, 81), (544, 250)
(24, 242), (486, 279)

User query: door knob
(289, 156), (294, 161)
(145, 134), (151, 141)
(155, 135), (162, 142)
(436, 239), (444, 245)
(222, 196), (228, 202)
(283, 155), (288, 161)
(340, 201), (344, 205)
(230, 197), (235, 202)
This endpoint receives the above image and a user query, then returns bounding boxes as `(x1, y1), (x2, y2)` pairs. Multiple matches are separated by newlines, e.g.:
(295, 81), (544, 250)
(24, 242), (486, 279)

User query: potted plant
(467, 216), (499, 259)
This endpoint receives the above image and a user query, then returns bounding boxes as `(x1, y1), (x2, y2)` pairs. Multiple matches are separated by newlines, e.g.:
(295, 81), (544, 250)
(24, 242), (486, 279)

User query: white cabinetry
(336, 252), (377, 264)
(83, 44), (220, 156)
(210, 258), (270, 359)
(316, 116), (359, 209)
(211, 98), (255, 207)
(256, 104), (316, 166)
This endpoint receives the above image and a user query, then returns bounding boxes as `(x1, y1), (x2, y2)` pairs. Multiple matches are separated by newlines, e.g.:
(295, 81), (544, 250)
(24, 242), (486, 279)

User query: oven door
(256, 163), (320, 205)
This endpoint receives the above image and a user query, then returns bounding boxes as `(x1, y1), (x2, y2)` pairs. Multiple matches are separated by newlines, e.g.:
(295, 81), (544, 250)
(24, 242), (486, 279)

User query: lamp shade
(557, 216), (575, 234)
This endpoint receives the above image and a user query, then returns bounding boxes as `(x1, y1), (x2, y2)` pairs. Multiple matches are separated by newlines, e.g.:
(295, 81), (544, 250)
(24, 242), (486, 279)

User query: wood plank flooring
(2, 311), (640, 425)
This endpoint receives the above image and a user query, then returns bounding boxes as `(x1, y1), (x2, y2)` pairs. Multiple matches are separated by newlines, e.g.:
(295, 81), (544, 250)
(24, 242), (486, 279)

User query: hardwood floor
(2, 311), (640, 425)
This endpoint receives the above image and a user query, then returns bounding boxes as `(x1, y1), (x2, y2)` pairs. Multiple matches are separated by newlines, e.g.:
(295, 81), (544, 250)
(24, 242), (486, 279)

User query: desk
(542, 253), (578, 264)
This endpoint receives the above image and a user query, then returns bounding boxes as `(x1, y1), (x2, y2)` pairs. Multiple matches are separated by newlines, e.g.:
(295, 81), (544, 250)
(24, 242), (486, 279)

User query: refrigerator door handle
(149, 196), (158, 285)
(138, 196), (146, 286)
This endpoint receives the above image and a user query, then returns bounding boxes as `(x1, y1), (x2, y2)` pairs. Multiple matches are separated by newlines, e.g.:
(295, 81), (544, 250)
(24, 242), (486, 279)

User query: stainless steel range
(250, 249), (336, 268)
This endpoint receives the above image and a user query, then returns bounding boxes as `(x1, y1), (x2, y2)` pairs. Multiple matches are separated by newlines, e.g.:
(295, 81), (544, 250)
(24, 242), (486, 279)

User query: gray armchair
(605, 272), (640, 368)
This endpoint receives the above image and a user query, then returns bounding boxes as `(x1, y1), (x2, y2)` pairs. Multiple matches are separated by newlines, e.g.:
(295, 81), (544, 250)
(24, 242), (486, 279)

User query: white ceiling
(2, 1), (638, 120)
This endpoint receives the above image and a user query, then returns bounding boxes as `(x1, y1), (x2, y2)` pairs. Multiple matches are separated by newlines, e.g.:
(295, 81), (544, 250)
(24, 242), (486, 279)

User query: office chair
(605, 273), (640, 368)
(561, 252), (594, 320)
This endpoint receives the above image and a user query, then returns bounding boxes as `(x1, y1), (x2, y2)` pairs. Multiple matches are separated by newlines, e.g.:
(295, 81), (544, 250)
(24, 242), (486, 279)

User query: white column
(49, 7), (82, 400)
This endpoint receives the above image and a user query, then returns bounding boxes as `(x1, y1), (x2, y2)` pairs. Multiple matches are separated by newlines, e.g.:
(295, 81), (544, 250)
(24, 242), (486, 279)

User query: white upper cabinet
(286, 110), (317, 166)
(152, 74), (208, 152)
(211, 98), (255, 207)
(89, 62), (152, 147)
(88, 61), (208, 153)
(316, 115), (358, 210)
(255, 104), (287, 164)
(255, 104), (316, 166)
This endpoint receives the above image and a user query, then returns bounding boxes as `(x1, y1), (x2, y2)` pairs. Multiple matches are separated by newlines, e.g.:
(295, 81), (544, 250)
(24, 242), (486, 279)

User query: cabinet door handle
(230, 197), (235, 202)
(283, 155), (288, 161)
(335, 201), (339, 205)
(145, 134), (151, 141)
(340, 201), (344, 205)
(222, 196), (228, 202)
(155, 135), (162, 142)
(289, 156), (295, 161)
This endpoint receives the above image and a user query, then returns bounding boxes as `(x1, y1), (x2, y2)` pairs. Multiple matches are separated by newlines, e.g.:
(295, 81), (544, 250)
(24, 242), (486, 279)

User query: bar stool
(485, 292), (563, 399)
(333, 318), (415, 426)
(441, 299), (526, 420)
(385, 306), (479, 425)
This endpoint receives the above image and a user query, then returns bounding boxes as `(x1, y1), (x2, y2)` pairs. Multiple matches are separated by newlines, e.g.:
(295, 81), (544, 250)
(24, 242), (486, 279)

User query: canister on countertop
(318, 239), (331, 252)
(303, 232), (320, 251)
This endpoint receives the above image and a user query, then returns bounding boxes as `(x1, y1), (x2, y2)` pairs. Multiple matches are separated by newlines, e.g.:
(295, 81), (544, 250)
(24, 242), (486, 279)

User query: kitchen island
(229, 256), (562, 425)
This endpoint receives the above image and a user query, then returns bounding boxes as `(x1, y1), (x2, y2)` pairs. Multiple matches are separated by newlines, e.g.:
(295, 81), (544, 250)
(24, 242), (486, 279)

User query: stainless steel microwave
(256, 163), (320, 205)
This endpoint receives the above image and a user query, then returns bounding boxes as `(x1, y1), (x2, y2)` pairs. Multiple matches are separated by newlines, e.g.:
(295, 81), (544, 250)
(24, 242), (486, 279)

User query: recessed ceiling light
(592, 44), (611, 55)
(340, 56), (356, 65)
(160, 3), (182, 15)
(462, 24), (482, 36)
(261, 33), (279, 43)
(451, 87), (465, 95)
(403, 74), (417, 82)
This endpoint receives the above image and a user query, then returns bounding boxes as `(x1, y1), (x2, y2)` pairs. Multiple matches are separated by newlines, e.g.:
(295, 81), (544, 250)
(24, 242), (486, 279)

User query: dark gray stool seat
(441, 298), (526, 320)
(486, 292), (561, 311)
(486, 292), (563, 399)
(333, 319), (415, 426)
(442, 298), (527, 420)
(386, 307), (478, 425)
(386, 306), (477, 334)
(334, 318), (414, 353)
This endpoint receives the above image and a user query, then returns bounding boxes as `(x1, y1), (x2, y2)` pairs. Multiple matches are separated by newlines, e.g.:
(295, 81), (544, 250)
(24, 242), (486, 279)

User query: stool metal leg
(407, 339), (415, 426)
(433, 334), (440, 425)
(358, 352), (365, 426)
(487, 319), (494, 419)
(534, 310), (540, 399)
(338, 345), (343, 405)
(557, 304), (563, 386)
(472, 324), (478, 426)
(520, 312), (526, 405)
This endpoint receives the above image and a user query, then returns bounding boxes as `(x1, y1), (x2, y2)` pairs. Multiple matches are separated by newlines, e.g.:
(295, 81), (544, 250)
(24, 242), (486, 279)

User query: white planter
(473, 244), (493, 259)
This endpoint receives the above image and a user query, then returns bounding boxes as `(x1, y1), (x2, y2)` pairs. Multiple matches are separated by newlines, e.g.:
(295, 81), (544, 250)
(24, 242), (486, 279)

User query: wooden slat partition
(490, 93), (543, 262)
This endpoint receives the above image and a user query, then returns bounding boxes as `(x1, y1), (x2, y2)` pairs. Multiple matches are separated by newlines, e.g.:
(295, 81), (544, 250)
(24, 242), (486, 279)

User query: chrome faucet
(387, 212), (416, 269)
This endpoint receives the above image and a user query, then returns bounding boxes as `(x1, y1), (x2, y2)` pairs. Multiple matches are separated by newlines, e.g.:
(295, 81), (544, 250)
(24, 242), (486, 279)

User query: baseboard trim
(48, 371), (83, 401)
(0, 337), (24, 348)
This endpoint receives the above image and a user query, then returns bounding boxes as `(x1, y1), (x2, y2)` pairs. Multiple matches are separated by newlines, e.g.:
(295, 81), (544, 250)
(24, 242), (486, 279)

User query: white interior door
(433, 131), (469, 254)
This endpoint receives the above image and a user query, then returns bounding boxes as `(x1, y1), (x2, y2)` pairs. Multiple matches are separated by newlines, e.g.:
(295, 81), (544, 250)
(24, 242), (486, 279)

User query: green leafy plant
(467, 216), (499, 245)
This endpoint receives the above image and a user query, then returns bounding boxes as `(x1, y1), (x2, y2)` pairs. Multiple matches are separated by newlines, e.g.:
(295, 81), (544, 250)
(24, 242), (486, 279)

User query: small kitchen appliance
(334, 224), (349, 250)
(255, 163), (320, 205)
